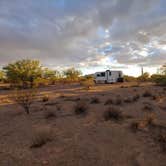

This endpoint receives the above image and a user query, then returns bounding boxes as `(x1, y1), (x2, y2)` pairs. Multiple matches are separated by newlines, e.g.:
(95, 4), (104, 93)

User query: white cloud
(0, 0), (165, 75)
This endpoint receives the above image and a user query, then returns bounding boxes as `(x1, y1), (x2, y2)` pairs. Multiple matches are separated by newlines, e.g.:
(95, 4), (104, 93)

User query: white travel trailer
(94, 70), (124, 84)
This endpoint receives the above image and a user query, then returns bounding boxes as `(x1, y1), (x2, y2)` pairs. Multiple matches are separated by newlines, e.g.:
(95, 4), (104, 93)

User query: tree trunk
(25, 107), (30, 114)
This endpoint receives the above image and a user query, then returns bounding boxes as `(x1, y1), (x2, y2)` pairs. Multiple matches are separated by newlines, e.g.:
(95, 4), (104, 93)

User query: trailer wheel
(117, 78), (124, 82)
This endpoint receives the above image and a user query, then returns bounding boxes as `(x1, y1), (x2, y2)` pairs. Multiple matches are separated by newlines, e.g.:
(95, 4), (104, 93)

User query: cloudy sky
(0, 0), (166, 76)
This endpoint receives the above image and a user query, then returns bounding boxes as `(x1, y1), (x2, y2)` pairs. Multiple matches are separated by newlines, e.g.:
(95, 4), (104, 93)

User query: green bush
(103, 107), (123, 121)
(30, 127), (52, 148)
(0, 70), (5, 82)
(123, 75), (137, 82)
(151, 74), (166, 86)
(3, 59), (42, 88)
(74, 101), (88, 115)
(63, 67), (82, 82)
(11, 89), (38, 114)
(137, 72), (150, 82)
(81, 78), (94, 90)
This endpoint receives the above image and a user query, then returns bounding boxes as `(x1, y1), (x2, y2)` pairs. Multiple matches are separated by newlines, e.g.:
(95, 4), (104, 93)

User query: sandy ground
(0, 82), (166, 166)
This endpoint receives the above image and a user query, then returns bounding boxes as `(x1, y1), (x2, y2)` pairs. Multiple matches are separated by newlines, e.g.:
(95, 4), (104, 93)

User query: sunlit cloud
(0, 0), (166, 75)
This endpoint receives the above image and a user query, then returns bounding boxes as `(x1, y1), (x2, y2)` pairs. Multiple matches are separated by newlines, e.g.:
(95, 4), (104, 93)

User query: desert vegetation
(30, 127), (53, 148)
(103, 106), (123, 122)
(0, 60), (166, 165)
(1, 60), (166, 91)
(74, 101), (88, 115)
(10, 89), (38, 114)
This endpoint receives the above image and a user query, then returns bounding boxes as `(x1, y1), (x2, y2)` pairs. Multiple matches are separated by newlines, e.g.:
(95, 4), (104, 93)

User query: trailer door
(106, 70), (112, 83)
(106, 70), (109, 82)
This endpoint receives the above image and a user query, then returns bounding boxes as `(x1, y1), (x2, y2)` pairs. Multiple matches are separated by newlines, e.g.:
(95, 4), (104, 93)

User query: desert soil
(0, 82), (166, 166)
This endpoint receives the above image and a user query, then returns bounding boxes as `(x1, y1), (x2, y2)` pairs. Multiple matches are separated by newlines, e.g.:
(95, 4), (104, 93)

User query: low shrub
(144, 113), (156, 126)
(74, 101), (88, 115)
(81, 79), (94, 90)
(151, 95), (158, 100)
(151, 74), (166, 86)
(10, 89), (38, 114)
(104, 99), (113, 105)
(59, 94), (65, 98)
(42, 95), (49, 102)
(130, 121), (140, 132)
(103, 107), (123, 121)
(90, 97), (100, 104)
(132, 94), (140, 102)
(123, 75), (137, 82)
(156, 132), (166, 152)
(44, 110), (56, 119)
(142, 90), (152, 97)
(124, 97), (132, 103)
(143, 103), (153, 112)
(120, 86), (128, 88)
(114, 97), (123, 105)
(56, 104), (61, 111)
(131, 84), (140, 87)
(137, 72), (150, 82)
(30, 127), (52, 148)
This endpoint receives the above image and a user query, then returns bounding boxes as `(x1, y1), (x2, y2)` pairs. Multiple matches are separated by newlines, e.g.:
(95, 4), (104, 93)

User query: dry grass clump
(104, 99), (113, 105)
(122, 95), (140, 103)
(74, 101), (88, 115)
(144, 113), (156, 126)
(120, 86), (128, 88)
(130, 121), (140, 132)
(56, 104), (61, 111)
(151, 95), (158, 100)
(103, 107), (123, 121)
(81, 79), (94, 90)
(131, 84), (140, 87)
(30, 127), (53, 148)
(124, 97), (133, 103)
(142, 90), (153, 97)
(143, 103), (154, 112)
(156, 132), (166, 152)
(133, 88), (137, 92)
(104, 97), (122, 105)
(114, 97), (123, 105)
(42, 95), (49, 102)
(59, 94), (65, 98)
(74, 97), (81, 101)
(130, 113), (156, 133)
(132, 94), (140, 102)
(90, 97), (100, 104)
(159, 105), (166, 111)
(44, 110), (56, 119)
(11, 89), (38, 114)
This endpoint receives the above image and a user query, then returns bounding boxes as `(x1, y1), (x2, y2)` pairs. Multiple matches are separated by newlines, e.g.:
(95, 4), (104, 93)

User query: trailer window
(97, 74), (100, 77)
(119, 72), (121, 77)
(109, 71), (111, 76)
(101, 72), (105, 77)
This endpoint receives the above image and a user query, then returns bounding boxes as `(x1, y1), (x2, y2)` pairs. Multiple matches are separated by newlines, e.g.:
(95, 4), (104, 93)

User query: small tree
(3, 59), (42, 88)
(11, 89), (38, 114)
(0, 70), (5, 82)
(137, 72), (150, 82)
(43, 68), (62, 84)
(123, 75), (137, 82)
(81, 78), (94, 90)
(43, 68), (56, 79)
(63, 68), (82, 82)
(159, 64), (166, 75)
(151, 74), (166, 86)
(151, 64), (166, 86)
